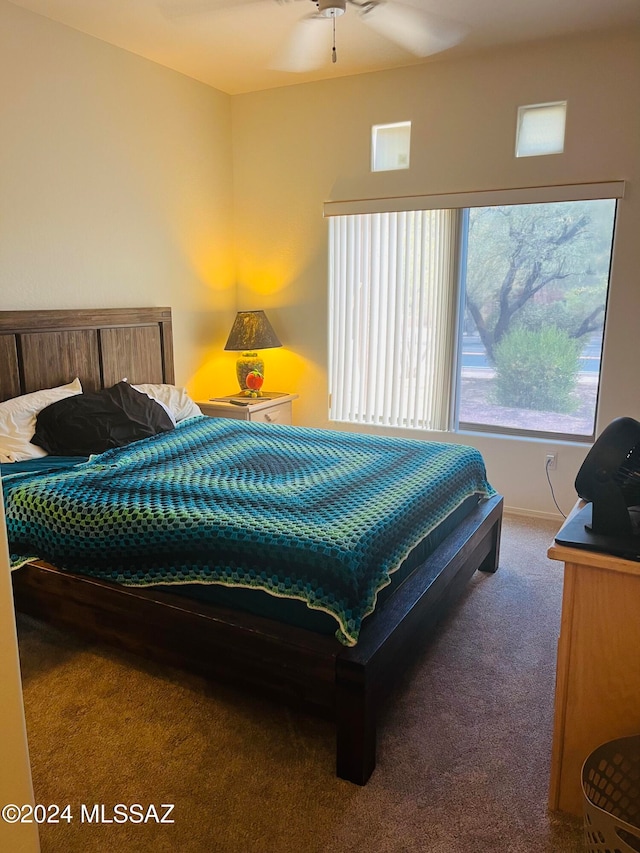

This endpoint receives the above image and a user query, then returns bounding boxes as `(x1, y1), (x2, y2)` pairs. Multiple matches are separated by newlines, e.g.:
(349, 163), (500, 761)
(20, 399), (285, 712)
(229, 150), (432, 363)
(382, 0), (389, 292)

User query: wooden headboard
(0, 307), (175, 402)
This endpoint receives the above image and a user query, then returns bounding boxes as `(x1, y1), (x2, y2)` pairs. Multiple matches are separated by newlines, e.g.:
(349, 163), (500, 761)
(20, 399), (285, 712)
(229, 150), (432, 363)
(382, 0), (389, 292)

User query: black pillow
(32, 382), (174, 456)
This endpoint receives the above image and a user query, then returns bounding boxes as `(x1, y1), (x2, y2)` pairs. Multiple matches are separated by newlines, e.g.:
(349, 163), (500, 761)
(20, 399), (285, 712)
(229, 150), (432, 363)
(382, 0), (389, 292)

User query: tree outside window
(458, 199), (616, 438)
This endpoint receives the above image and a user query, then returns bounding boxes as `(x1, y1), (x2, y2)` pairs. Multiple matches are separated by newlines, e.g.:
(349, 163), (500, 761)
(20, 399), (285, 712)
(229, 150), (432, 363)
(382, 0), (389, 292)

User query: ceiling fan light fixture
(316, 0), (346, 18)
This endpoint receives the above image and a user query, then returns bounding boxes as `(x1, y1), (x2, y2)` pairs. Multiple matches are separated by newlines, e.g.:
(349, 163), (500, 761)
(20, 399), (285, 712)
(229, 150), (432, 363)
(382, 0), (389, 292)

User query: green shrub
(493, 327), (580, 412)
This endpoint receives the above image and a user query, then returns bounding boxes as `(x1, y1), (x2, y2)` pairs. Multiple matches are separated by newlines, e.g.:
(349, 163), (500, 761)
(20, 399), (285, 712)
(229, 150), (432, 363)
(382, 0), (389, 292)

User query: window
(327, 185), (620, 441)
(457, 199), (616, 439)
(516, 102), (567, 157)
(371, 122), (411, 172)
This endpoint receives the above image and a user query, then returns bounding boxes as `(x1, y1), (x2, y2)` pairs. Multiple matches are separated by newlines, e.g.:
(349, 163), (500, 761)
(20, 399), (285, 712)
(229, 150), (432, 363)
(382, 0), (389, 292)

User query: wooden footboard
(12, 493), (502, 785)
(335, 493), (502, 783)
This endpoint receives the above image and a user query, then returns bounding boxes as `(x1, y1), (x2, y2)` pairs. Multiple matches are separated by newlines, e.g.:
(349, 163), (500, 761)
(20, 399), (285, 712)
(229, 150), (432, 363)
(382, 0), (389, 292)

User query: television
(555, 417), (640, 560)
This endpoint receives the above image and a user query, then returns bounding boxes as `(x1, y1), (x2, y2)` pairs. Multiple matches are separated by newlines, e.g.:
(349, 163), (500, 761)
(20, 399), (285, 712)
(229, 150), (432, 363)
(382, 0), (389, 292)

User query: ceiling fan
(160, 0), (470, 72)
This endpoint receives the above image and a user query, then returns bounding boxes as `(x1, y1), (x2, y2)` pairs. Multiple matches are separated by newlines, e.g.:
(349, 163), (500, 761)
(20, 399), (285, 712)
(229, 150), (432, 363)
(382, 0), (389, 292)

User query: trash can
(582, 735), (640, 853)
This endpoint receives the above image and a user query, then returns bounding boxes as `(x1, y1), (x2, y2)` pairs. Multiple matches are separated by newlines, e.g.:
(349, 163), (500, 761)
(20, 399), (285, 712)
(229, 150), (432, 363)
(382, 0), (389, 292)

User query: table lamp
(224, 310), (282, 393)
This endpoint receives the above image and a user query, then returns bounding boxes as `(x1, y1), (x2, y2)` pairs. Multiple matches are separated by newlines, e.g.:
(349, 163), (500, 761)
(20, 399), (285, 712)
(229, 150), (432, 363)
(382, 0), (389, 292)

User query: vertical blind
(328, 209), (461, 431)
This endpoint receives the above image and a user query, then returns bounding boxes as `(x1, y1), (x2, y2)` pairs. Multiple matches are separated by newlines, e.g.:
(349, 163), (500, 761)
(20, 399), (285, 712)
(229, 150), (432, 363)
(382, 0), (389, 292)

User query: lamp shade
(224, 310), (282, 352)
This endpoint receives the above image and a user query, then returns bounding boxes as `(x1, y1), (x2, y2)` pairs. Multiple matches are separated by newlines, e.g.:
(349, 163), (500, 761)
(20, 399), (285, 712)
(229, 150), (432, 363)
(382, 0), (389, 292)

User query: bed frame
(2, 307), (503, 785)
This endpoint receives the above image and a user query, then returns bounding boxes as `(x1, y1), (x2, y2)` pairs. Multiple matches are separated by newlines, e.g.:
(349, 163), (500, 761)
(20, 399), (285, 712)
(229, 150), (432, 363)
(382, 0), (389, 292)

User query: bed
(1, 306), (503, 785)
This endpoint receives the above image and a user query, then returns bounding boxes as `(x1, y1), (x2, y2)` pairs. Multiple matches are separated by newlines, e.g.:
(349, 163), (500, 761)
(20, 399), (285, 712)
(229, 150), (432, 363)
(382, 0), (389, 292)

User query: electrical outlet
(546, 453), (558, 471)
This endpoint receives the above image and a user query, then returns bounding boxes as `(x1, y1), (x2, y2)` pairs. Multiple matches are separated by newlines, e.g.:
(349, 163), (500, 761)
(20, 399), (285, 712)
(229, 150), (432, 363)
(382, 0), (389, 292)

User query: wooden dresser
(547, 509), (640, 815)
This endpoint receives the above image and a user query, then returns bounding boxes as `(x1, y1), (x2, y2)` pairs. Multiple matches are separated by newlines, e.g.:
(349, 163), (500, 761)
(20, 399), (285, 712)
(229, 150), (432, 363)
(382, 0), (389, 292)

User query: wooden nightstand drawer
(249, 402), (292, 425)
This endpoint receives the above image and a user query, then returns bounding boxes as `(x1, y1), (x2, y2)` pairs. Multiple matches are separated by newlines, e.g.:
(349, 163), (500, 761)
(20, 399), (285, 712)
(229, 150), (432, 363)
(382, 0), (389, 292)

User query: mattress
(3, 417), (494, 645)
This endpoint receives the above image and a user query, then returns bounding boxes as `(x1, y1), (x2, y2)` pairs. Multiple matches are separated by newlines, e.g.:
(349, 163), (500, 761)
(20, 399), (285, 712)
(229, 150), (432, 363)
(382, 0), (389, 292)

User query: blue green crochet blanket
(3, 417), (494, 645)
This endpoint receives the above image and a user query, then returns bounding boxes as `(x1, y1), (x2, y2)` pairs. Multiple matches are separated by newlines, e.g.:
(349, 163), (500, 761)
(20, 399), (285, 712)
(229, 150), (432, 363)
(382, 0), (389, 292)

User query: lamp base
(236, 352), (264, 391)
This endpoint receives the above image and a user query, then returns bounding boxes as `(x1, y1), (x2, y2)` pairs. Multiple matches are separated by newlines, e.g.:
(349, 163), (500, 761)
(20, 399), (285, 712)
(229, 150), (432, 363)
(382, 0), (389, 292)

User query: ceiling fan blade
(269, 16), (330, 72)
(158, 0), (261, 20)
(360, 1), (470, 56)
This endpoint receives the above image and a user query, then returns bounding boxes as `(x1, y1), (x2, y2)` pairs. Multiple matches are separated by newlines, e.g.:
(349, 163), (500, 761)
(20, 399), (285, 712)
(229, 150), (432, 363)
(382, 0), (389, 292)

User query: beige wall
(0, 0), (237, 397)
(231, 29), (640, 516)
(0, 1), (237, 826)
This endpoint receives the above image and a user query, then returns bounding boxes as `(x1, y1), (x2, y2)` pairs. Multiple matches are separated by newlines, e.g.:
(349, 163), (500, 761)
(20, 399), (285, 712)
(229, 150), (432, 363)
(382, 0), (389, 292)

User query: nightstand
(198, 393), (298, 425)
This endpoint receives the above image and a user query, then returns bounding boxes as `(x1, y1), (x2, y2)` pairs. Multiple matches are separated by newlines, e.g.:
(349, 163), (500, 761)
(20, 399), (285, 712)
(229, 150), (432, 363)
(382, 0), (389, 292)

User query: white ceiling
(8, 0), (640, 94)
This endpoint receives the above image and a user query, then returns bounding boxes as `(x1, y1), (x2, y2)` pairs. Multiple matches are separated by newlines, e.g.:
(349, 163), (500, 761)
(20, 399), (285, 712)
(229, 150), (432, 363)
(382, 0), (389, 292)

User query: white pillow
(0, 378), (83, 463)
(132, 384), (202, 423)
